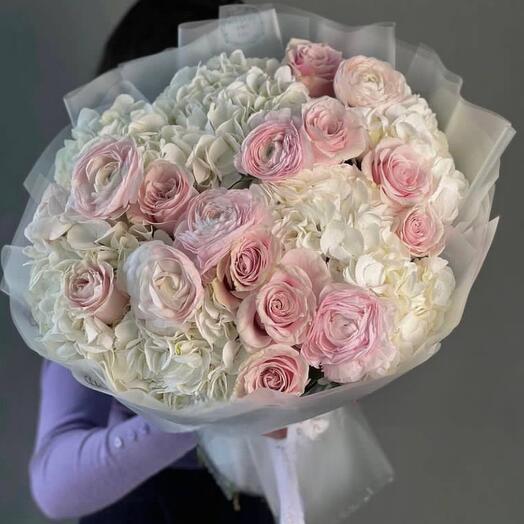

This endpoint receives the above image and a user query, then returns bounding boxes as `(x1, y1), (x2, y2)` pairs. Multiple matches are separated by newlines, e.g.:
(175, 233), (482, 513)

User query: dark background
(0, 1), (522, 523)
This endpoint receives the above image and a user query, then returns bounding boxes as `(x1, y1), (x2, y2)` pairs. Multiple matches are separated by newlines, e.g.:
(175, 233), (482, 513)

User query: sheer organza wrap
(1, 5), (514, 523)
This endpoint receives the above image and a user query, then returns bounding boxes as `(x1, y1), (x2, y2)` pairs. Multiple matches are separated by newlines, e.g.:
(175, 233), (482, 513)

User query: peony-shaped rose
(233, 344), (309, 397)
(285, 38), (342, 97)
(69, 137), (143, 219)
(174, 188), (268, 277)
(213, 227), (281, 311)
(397, 204), (445, 257)
(334, 55), (409, 108)
(237, 249), (329, 351)
(302, 283), (396, 383)
(129, 159), (196, 234)
(302, 97), (367, 165)
(122, 240), (203, 334)
(235, 110), (309, 182)
(362, 138), (432, 208)
(65, 259), (127, 324)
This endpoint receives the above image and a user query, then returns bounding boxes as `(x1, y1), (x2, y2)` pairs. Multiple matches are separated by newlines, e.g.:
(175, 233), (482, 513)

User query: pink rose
(235, 111), (309, 182)
(286, 38), (343, 97)
(302, 97), (367, 164)
(212, 227), (281, 311)
(301, 283), (396, 383)
(237, 249), (329, 351)
(334, 55), (409, 108)
(233, 344), (309, 397)
(362, 138), (432, 208)
(65, 260), (127, 324)
(174, 188), (268, 278)
(70, 138), (143, 220)
(123, 241), (203, 334)
(397, 204), (445, 257)
(129, 159), (196, 234)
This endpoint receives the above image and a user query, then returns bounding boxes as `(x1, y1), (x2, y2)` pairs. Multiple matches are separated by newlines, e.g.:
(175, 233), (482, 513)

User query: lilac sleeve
(29, 361), (198, 520)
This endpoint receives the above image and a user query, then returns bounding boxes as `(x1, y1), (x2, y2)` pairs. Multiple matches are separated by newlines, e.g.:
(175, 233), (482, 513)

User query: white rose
(122, 241), (204, 336)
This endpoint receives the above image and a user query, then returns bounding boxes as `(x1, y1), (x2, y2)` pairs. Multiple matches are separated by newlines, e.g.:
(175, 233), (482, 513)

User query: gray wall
(0, 1), (522, 523)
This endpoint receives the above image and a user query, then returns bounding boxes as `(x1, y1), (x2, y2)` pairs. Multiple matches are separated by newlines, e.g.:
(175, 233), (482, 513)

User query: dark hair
(97, 0), (243, 75)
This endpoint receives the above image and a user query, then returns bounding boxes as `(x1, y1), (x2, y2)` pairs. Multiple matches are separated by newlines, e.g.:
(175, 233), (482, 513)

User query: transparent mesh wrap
(1, 5), (514, 523)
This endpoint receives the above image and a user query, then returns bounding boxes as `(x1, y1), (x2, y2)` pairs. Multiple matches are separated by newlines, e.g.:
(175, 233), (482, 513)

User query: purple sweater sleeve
(29, 361), (198, 520)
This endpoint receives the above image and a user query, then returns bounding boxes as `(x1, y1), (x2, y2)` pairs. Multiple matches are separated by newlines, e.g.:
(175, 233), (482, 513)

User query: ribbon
(268, 428), (305, 524)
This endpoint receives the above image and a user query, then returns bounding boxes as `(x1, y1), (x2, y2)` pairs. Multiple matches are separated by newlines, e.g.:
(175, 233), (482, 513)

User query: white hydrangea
(428, 156), (468, 224)
(97, 312), (152, 392)
(194, 287), (238, 349)
(253, 164), (393, 260)
(154, 51), (284, 122)
(25, 183), (72, 248)
(141, 328), (221, 399)
(100, 313), (238, 405)
(356, 94), (448, 155)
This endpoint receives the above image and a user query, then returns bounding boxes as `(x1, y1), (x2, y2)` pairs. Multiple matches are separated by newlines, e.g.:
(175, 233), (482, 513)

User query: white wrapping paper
(1, 4), (514, 522)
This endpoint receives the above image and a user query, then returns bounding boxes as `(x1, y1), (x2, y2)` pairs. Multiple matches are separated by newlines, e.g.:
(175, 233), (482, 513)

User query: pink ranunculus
(129, 159), (196, 234)
(212, 227), (281, 312)
(233, 344), (309, 397)
(174, 188), (269, 278)
(397, 204), (445, 257)
(123, 240), (203, 334)
(69, 138), (143, 220)
(235, 110), (309, 182)
(285, 38), (343, 98)
(301, 283), (396, 383)
(302, 97), (368, 165)
(334, 55), (409, 108)
(362, 138), (432, 208)
(237, 249), (326, 351)
(65, 260), (127, 324)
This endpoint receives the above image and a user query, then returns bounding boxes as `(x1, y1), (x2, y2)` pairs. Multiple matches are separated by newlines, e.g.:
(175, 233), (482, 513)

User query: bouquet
(2, 5), (514, 523)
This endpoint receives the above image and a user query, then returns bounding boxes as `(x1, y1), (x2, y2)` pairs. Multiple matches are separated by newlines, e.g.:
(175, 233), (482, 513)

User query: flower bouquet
(1, 4), (514, 523)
